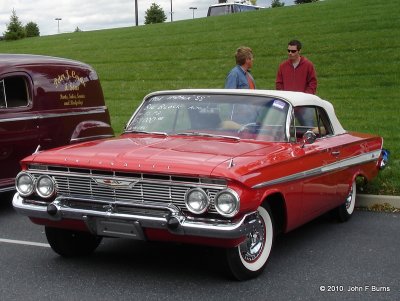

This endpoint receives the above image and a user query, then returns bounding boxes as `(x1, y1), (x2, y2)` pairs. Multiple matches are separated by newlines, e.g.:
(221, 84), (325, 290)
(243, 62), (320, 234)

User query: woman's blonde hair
(235, 46), (253, 65)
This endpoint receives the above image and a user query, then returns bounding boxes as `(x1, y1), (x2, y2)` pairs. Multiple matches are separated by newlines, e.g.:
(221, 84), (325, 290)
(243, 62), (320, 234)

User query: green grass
(0, 0), (398, 195)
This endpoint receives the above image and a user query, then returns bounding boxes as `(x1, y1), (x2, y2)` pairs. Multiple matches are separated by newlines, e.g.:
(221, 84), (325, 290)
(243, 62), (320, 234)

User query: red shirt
(275, 56), (317, 94)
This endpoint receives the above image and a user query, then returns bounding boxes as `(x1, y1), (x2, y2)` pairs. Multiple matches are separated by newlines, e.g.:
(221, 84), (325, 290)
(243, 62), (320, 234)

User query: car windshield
(125, 94), (290, 142)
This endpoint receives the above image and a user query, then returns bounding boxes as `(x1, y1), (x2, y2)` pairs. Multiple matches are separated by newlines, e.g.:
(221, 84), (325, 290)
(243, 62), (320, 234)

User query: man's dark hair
(288, 40), (302, 50)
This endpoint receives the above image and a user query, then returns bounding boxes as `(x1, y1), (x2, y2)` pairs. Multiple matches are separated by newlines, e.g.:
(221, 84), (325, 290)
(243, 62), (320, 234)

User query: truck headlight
(185, 188), (209, 214)
(35, 175), (56, 198)
(215, 189), (239, 217)
(15, 172), (35, 197)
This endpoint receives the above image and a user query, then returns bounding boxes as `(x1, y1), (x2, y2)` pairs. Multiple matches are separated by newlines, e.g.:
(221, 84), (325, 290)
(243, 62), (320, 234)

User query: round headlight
(35, 175), (56, 198)
(16, 172), (35, 197)
(215, 189), (240, 217)
(185, 188), (210, 214)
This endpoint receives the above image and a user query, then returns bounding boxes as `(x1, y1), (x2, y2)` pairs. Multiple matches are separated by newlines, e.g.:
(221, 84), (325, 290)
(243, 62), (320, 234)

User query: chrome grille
(28, 165), (227, 214)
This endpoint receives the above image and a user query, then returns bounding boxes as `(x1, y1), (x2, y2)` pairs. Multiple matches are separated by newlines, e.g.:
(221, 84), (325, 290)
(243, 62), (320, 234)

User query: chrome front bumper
(12, 193), (258, 240)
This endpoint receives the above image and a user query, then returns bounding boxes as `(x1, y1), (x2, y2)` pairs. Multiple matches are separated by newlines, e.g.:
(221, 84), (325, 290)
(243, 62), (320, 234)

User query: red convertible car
(13, 89), (385, 280)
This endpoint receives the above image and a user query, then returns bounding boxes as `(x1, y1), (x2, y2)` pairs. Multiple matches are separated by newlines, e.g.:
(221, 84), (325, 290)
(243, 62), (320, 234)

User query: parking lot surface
(0, 196), (398, 301)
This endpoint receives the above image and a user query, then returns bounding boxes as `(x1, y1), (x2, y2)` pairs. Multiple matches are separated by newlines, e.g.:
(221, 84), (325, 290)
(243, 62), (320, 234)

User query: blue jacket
(224, 65), (256, 89)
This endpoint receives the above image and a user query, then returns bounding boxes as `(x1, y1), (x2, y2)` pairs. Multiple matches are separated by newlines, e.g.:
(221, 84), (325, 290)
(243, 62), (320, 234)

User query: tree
(144, 3), (167, 24)
(250, 0), (257, 5)
(25, 21), (40, 37)
(4, 9), (26, 41)
(74, 27), (82, 32)
(271, 0), (285, 8)
(295, 0), (319, 4)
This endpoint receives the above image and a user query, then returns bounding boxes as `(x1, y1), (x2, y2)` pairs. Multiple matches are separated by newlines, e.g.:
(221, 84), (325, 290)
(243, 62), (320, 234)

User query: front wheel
(45, 227), (102, 257)
(335, 180), (357, 222)
(225, 204), (274, 280)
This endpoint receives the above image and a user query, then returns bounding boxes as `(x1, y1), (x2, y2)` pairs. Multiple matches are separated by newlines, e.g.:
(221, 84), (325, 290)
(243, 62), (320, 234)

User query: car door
(0, 74), (39, 191)
(292, 106), (342, 221)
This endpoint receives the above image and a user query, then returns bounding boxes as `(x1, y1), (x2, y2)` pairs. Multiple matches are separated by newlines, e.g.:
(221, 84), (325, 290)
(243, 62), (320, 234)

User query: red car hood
(26, 135), (288, 177)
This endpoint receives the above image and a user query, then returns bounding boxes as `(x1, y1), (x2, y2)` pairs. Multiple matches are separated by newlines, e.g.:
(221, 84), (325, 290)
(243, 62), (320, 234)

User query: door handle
(331, 151), (340, 156)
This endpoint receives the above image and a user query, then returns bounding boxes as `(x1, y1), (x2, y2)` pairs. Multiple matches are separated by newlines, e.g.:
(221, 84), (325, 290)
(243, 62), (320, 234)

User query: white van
(207, 1), (264, 17)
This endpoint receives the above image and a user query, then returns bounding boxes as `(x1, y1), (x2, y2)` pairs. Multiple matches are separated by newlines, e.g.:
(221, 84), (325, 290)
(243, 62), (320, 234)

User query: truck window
(0, 76), (30, 108)
(0, 80), (5, 107)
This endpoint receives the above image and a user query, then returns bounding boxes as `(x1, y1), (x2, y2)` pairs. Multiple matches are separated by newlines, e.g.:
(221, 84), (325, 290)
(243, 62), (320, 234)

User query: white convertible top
(145, 89), (347, 135)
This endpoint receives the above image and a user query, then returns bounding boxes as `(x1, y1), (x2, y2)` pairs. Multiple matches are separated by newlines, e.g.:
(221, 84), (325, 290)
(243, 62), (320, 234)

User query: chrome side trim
(0, 115), (39, 123)
(70, 134), (114, 143)
(0, 186), (15, 193)
(252, 150), (381, 189)
(0, 108), (107, 123)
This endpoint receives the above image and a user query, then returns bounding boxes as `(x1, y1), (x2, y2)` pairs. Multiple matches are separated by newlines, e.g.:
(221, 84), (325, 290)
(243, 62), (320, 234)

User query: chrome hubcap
(240, 214), (265, 262)
(346, 185), (354, 210)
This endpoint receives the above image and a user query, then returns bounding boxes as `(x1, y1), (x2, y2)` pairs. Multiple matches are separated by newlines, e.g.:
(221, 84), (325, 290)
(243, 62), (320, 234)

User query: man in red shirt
(275, 40), (317, 94)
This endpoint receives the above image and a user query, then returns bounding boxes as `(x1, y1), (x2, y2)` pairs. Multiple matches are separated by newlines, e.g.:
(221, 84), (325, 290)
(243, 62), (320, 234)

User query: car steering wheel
(238, 122), (259, 134)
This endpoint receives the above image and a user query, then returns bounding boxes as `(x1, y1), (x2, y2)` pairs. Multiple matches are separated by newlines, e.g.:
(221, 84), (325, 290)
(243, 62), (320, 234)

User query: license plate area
(92, 218), (145, 240)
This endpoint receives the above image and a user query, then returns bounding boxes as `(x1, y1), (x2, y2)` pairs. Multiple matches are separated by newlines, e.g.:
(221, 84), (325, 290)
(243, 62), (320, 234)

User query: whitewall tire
(336, 180), (357, 222)
(226, 204), (274, 280)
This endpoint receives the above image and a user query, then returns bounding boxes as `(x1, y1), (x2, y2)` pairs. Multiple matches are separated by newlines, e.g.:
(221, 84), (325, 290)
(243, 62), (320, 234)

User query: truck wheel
(45, 227), (102, 257)
(225, 204), (274, 280)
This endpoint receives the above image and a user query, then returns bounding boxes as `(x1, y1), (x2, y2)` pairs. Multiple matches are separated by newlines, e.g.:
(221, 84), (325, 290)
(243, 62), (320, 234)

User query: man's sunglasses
(287, 49), (298, 53)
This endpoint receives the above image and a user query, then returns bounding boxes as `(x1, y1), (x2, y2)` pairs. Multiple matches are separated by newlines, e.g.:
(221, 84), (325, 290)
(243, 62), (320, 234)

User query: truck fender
(70, 120), (114, 144)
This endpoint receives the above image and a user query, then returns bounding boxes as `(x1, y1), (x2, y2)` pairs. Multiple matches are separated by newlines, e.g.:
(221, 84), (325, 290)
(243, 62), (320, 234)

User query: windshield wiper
(177, 132), (240, 141)
(125, 130), (168, 136)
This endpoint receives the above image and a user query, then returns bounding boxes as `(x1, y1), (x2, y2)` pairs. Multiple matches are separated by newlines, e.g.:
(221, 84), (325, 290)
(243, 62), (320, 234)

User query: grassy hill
(0, 0), (398, 195)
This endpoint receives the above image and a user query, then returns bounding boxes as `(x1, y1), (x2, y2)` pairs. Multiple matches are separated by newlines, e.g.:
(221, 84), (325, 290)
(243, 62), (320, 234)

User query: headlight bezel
(35, 175), (56, 198)
(185, 188), (210, 214)
(214, 188), (240, 218)
(15, 172), (35, 197)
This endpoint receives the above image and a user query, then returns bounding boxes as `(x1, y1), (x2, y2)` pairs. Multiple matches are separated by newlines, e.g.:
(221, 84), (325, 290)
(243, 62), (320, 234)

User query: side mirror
(301, 130), (317, 148)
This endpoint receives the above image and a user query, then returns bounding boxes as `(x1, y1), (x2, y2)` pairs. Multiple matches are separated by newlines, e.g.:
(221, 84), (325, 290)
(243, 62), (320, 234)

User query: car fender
(259, 184), (304, 233)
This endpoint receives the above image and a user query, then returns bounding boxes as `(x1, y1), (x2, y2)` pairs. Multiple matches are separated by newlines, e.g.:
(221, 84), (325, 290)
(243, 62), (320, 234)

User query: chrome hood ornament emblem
(228, 158), (235, 168)
(93, 178), (139, 189)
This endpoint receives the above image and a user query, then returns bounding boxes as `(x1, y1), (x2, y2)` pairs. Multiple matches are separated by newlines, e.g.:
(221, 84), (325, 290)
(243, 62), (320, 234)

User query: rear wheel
(335, 180), (356, 222)
(225, 204), (274, 280)
(45, 227), (102, 257)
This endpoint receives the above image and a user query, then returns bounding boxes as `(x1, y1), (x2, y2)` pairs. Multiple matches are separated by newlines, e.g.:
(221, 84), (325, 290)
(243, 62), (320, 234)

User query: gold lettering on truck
(54, 69), (87, 106)
(53, 69), (86, 91)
